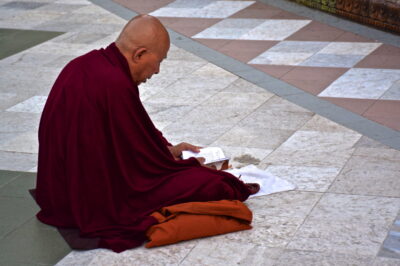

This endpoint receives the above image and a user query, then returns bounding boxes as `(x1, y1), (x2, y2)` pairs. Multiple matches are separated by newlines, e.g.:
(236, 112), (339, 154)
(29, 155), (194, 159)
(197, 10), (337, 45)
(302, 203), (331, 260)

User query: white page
(182, 147), (229, 164)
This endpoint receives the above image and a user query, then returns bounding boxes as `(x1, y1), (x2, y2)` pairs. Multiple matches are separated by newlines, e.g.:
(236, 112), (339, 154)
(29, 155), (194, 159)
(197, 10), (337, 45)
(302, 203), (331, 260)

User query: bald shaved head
(115, 15), (170, 85)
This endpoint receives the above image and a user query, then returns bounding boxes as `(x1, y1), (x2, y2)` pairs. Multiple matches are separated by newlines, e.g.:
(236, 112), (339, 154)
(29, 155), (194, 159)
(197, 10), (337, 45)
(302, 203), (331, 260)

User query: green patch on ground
(0, 28), (64, 60)
(0, 170), (71, 265)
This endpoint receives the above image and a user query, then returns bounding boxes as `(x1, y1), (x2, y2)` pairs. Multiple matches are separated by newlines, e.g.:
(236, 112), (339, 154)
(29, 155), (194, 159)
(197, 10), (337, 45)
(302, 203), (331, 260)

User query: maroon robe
(36, 43), (251, 252)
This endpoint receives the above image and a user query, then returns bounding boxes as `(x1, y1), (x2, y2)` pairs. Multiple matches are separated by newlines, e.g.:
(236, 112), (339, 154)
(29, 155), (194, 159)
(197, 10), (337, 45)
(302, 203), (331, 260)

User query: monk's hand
(168, 142), (202, 160)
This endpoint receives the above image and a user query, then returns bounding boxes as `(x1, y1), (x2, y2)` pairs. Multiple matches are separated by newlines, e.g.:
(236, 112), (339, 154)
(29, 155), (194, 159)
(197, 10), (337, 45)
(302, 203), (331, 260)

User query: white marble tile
(74, 24), (122, 36)
(318, 42), (381, 55)
(27, 41), (95, 57)
(0, 111), (41, 132)
(56, 250), (98, 266)
(55, 0), (91, 4)
(86, 241), (197, 266)
(46, 12), (124, 26)
(267, 41), (328, 53)
(288, 194), (400, 256)
(6, 96), (47, 114)
(0, 92), (27, 111)
(261, 96), (313, 113)
(305, 193), (400, 227)
(202, 91), (270, 110)
(249, 52), (313, 65)
(36, 3), (86, 14)
(0, 51), (62, 67)
(381, 80), (400, 100)
(275, 250), (375, 266)
(330, 166), (400, 197)
(215, 126), (295, 150)
(51, 31), (110, 45)
(301, 115), (358, 134)
(194, 26), (250, 40)
(162, 117), (234, 146)
(1, 1), (47, 9)
(223, 78), (274, 95)
(193, 18), (264, 39)
(265, 165), (341, 192)
(263, 130), (360, 167)
(0, 10), (63, 29)
(240, 107), (313, 131)
(246, 191), (322, 219)
(150, 7), (204, 18)
(353, 147), (400, 160)
(169, 103), (250, 127)
(0, 151), (37, 171)
(142, 101), (193, 130)
(181, 238), (283, 266)
(196, 1), (255, 19)
(44, 55), (76, 68)
(240, 20), (311, 40)
(373, 257), (400, 266)
(0, 132), (38, 153)
(180, 238), (257, 266)
(0, 132), (17, 147)
(167, 45), (206, 62)
(151, 1), (254, 18)
(272, 130), (361, 151)
(354, 136), (390, 149)
(147, 75), (237, 106)
(300, 53), (364, 67)
(72, 4), (111, 14)
(213, 214), (305, 248)
(319, 68), (400, 99)
(158, 59), (207, 79)
(328, 154), (400, 197)
(192, 63), (238, 78)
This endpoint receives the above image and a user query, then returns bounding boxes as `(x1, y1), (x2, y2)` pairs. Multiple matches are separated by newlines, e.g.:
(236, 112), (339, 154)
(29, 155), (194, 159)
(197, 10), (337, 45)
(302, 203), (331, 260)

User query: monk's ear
(132, 47), (147, 63)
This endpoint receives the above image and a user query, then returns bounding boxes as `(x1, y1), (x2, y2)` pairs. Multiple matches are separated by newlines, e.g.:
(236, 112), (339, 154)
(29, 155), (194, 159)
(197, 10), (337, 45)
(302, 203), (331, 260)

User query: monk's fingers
(179, 142), (201, 153)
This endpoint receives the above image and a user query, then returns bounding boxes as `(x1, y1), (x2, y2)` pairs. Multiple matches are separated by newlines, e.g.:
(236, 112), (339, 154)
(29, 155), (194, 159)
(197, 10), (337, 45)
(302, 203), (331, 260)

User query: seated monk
(35, 14), (258, 252)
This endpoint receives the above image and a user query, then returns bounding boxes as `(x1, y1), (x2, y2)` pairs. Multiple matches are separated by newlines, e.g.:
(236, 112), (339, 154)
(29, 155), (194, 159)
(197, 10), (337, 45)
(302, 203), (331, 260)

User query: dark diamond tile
(0, 170), (23, 188)
(229, 2), (283, 19)
(320, 97), (376, 115)
(250, 64), (294, 78)
(0, 218), (70, 265)
(0, 196), (38, 238)
(0, 172), (36, 198)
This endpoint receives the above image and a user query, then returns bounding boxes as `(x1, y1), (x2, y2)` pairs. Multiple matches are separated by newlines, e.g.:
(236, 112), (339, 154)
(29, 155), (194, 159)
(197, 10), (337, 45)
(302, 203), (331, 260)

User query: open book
(182, 147), (230, 170)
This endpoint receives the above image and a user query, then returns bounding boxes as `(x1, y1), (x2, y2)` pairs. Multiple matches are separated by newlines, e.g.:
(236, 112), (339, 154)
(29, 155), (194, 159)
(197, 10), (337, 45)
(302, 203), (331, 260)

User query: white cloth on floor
(225, 165), (296, 198)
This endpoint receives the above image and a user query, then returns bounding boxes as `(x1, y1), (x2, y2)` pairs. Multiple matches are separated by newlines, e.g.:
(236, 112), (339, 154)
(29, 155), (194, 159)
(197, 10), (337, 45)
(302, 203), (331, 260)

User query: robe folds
(36, 42), (251, 252)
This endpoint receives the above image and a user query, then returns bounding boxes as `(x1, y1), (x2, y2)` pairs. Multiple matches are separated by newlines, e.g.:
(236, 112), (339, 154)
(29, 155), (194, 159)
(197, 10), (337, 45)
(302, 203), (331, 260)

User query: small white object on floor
(225, 165), (296, 198)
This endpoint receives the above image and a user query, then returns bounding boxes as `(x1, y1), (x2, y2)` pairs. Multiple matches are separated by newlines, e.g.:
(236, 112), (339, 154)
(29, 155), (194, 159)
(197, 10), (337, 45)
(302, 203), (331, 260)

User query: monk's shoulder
(65, 49), (127, 87)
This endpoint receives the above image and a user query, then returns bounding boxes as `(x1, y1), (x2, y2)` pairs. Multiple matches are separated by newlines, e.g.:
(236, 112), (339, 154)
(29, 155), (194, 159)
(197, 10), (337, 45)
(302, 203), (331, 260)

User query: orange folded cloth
(145, 200), (252, 248)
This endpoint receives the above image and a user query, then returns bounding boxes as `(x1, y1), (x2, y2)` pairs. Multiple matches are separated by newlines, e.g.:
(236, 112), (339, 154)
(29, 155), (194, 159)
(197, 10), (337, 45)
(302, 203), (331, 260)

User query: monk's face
(132, 41), (169, 85)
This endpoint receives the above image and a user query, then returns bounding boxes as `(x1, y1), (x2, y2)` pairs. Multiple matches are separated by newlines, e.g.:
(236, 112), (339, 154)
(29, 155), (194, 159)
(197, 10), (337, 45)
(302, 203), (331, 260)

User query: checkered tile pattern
(150, 0), (254, 18)
(249, 41), (381, 68)
(193, 19), (311, 40)
(125, 0), (400, 130)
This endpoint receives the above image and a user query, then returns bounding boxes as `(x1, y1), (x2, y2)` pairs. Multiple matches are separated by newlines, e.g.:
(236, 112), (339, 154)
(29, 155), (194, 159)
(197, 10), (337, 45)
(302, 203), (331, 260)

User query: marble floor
(115, 0), (400, 131)
(0, 0), (399, 265)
